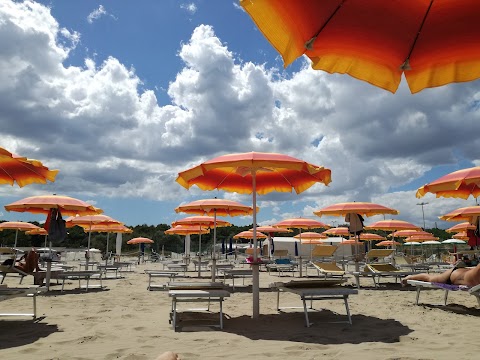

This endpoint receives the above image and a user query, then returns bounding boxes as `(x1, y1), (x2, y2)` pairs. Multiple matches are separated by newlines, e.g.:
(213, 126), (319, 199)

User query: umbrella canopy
(175, 198), (255, 280)
(234, 230), (268, 240)
(4, 195), (102, 216)
(365, 220), (421, 232)
(439, 206), (480, 222)
(390, 230), (432, 238)
(293, 231), (327, 240)
(405, 234), (439, 242)
(417, 166), (480, 200)
(127, 237), (154, 245)
(175, 198), (257, 217)
(445, 222), (476, 233)
(65, 214), (123, 261)
(453, 232), (469, 240)
(165, 225), (210, 236)
(442, 239), (467, 244)
(376, 240), (401, 247)
(176, 151), (331, 319)
(323, 227), (350, 236)
(254, 226), (292, 235)
(422, 240), (442, 245)
(0, 221), (40, 248)
(240, 0), (480, 94)
(0, 146), (58, 187)
(314, 202), (399, 217)
(358, 233), (386, 241)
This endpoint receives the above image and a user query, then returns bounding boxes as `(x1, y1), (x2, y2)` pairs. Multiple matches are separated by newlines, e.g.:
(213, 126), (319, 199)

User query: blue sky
(1, 0), (480, 230)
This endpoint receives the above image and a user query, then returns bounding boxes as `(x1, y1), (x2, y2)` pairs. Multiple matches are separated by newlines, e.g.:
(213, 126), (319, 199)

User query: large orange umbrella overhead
(445, 222), (476, 233)
(0, 146), (58, 187)
(314, 202), (399, 218)
(272, 218), (331, 275)
(240, 0), (480, 94)
(175, 198), (256, 281)
(176, 151), (331, 318)
(4, 194), (102, 216)
(0, 221), (40, 248)
(416, 167), (480, 200)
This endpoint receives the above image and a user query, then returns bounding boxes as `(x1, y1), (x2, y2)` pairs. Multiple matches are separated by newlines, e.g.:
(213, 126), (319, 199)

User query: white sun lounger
(58, 270), (105, 292)
(271, 279), (358, 327)
(0, 286), (44, 319)
(167, 282), (230, 331)
(406, 280), (480, 306)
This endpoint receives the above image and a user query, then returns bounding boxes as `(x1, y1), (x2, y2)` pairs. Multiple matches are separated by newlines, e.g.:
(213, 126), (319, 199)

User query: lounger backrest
(245, 248), (261, 255)
(311, 245), (337, 257)
(366, 249), (394, 261)
(272, 249), (289, 258)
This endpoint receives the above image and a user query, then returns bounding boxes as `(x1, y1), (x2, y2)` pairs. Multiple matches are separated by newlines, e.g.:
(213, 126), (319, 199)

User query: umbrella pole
(14, 229), (18, 248)
(86, 224), (92, 267)
(298, 230), (303, 277)
(252, 170), (260, 319)
(105, 232), (110, 266)
(211, 209), (217, 282)
(198, 225), (202, 278)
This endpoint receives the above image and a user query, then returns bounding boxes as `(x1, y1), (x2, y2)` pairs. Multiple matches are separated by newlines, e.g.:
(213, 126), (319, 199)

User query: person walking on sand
(402, 261), (480, 287)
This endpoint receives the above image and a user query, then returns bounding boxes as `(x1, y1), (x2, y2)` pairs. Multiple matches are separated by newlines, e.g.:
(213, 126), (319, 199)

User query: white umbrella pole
(105, 232), (110, 265)
(298, 229), (303, 277)
(212, 209), (217, 281)
(252, 170), (259, 319)
(44, 235), (48, 249)
(14, 229), (18, 248)
(198, 225), (202, 278)
(86, 224), (92, 267)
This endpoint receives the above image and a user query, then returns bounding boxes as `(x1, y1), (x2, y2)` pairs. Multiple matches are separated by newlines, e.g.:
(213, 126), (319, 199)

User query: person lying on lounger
(402, 262), (480, 287)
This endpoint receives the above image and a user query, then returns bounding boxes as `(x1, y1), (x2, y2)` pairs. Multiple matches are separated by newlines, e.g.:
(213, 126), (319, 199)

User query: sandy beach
(1, 260), (479, 360)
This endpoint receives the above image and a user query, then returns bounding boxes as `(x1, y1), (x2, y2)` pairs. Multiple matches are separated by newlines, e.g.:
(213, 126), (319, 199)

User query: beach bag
(47, 208), (67, 244)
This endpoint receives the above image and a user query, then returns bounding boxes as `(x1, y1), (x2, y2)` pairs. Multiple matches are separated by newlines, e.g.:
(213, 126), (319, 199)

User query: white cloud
(180, 3), (197, 15)
(1, 1), (479, 228)
(87, 5), (116, 24)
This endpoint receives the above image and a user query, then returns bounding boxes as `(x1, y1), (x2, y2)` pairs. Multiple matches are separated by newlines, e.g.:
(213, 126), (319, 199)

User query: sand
(1, 259), (479, 360)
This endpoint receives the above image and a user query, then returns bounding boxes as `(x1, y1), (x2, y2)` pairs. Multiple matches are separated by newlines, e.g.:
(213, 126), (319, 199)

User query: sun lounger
(221, 268), (253, 290)
(406, 280), (480, 306)
(394, 256), (431, 272)
(97, 264), (123, 279)
(0, 286), (44, 319)
(58, 270), (105, 292)
(166, 263), (188, 276)
(312, 261), (346, 279)
(270, 279), (357, 327)
(167, 282), (230, 331)
(266, 259), (296, 276)
(351, 263), (415, 288)
(0, 248), (39, 284)
(144, 270), (179, 290)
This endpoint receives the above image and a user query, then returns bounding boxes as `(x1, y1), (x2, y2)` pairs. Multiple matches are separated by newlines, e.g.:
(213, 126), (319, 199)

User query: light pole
(417, 202), (428, 229)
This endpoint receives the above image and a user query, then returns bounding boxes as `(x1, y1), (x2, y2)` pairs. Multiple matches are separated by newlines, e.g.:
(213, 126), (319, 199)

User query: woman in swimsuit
(402, 262), (480, 287)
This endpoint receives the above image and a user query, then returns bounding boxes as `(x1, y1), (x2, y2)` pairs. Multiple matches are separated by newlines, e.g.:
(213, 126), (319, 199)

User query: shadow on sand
(0, 320), (59, 350)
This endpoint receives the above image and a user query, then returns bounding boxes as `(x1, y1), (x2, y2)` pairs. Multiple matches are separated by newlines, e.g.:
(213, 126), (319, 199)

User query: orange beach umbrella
(0, 146), (58, 187)
(177, 151), (331, 318)
(314, 202), (399, 218)
(417, 166), (480, 200)
(0, 221), (40, 248)
(445, 222), (476, 233)
(5, 195), (102, 216)
(240, 0), (480, 94)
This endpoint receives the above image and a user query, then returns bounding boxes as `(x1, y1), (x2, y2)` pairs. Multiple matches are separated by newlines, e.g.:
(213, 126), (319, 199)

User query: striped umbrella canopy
(314, 202), (398, 218)
(0, 221), (40, 248)
(445, 222), (476, 233)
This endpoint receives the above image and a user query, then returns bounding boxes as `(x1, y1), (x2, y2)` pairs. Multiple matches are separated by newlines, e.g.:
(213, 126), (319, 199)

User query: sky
(1, 0), (480, 230)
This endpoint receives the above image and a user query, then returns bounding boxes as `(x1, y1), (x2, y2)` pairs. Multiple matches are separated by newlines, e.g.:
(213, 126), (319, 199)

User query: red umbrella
(240, 0), (480, 94)
(127, 237), (154, 245)
(177, 152), (331, 318)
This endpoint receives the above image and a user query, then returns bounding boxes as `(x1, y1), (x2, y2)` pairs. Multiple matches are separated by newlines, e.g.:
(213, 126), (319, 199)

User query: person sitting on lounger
(15, 249), (41, 272)
(402, 262), (480, 287)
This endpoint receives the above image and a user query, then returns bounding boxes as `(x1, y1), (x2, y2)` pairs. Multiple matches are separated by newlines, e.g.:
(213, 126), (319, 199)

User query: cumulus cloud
(0, 0), (479, 227)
